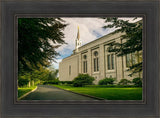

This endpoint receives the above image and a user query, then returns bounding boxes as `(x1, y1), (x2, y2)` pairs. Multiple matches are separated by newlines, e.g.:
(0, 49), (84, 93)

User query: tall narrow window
(83, 61), (85, 73)
(107, 54), (114, 70)
(111, 54), (114, 69)
(94, 58), (96, 72)
(69, 65), (71, 75)
(131, 53), (136, 65)
(107, 55), (111, 70)
(93, 51), (99, 72)
(83, 55), (87, 73)
(86, 61), (87, 73)
(83, 61), (87, 73)
(97, 58), (99, 71)
(126, 52), (138, 68)
(126, 54), (131, 67)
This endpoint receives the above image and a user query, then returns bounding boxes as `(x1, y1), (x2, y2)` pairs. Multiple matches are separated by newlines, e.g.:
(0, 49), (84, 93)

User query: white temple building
(59, 27), (142, 84)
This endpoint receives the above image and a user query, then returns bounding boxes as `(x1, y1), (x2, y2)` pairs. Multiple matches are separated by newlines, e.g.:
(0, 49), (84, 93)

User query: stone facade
(59, 31), (142, 84)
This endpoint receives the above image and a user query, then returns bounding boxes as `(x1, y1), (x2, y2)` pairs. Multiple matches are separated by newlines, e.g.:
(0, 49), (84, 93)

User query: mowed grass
(53, 85), (142, 100)
(18, 86), (37, 98)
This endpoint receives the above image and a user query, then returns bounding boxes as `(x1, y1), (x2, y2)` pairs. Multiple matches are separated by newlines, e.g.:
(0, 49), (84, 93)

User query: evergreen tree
(18, 18), (67, 74)
(103, 17), (142, 76)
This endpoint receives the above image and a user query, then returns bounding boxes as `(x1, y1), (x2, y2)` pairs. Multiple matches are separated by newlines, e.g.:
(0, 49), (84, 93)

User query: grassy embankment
(18, 86), (37, 98)
(53, 85), (142, 100)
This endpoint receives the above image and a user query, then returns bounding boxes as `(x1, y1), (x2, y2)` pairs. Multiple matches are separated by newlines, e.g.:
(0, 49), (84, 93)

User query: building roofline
(62, 30), (117, 61)
(60, 52), (78, 61)
(73, 19), (142, 51)
(77, 30), (117, 50)
(62, 19), (142, 60)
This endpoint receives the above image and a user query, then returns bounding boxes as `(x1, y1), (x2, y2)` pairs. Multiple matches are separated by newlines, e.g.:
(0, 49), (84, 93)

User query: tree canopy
(18, 18), (67, 74)
(103, 17), (143, 76)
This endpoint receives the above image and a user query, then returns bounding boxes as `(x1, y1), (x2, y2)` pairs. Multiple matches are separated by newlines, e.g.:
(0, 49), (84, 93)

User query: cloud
(53, 17), (142, 69)
(55, 18), (113, 57)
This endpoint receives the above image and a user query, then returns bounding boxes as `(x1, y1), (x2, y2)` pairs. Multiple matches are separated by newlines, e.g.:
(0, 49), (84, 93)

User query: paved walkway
(21, 85), (96, 100)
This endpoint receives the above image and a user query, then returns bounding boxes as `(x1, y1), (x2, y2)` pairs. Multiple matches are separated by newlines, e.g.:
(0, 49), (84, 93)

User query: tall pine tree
(18, 18), (67, 74)
(103, 17), (142, 76)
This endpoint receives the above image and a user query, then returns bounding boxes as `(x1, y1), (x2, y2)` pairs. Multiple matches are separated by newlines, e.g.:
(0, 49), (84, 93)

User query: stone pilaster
(78, 53), (82, 73)
(116, 38), (124, 82)
(87, 49), (92, 76)
(99, 44), (105, 80)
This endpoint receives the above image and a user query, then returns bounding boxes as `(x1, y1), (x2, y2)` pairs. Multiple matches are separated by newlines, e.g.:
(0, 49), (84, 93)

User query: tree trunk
(28, 81), (31, 87)
(32, 80), (34, 86)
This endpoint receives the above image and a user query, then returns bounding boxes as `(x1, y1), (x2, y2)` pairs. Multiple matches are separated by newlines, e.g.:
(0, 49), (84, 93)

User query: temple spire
(75, 26), (82, 52)
(77, 26), (80, 40)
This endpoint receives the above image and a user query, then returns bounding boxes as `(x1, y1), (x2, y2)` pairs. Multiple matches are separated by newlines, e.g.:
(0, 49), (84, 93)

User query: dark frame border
(1, 0), (160, 118)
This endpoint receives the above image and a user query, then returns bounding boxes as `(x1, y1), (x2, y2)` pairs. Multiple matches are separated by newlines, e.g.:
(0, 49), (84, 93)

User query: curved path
(21, 85), (96, 100)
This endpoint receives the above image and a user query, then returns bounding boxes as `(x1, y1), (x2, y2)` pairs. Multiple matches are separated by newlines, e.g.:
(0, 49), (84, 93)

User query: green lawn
(18, 86), (37, 98)
(53, 85), (142, 100)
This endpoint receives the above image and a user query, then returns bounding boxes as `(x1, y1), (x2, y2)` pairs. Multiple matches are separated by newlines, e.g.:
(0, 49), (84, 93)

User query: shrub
(132, 78), (142, 87)
(60, 81), (73, 85)
(73, 74), (95, 87)
(43, 80), (59, 85)
(18, 78), (29, 87)
(98, 78), (115, 85)
(118, 79), (131, 85)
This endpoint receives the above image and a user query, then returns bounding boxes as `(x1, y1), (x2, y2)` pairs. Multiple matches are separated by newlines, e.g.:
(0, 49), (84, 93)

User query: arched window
(83, 55), (87, 59)
(83, 55), (87, 73)
(94, 51), (98, 56)
(93, 51), (99, 72)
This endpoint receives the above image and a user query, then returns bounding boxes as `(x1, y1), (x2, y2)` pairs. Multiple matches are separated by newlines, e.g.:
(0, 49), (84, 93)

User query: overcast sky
(52, 17), (142, 69)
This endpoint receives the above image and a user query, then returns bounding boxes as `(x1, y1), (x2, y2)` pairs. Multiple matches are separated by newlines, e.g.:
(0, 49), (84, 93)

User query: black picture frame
(1, 0), (160, 118)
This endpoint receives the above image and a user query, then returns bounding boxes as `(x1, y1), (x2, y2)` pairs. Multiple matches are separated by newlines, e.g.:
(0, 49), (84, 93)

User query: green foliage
(103, 17), (142, 76)
(60, 81), (73, 85)
(98, 78), (115, 85)
(47, 68), (59, 81)
(30, 67), (50, 81)
(118, 79), (131, 85)
(18, 18), (67, 74)
(132, 78), (142, 87)
(73, 74), (95, 87)
(18, 66), (56, 87)
(18, 77), (29, 87)
(42, 80), (73, 85)
(18, 86), (36, 98)
(43, 79), (60, 85)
